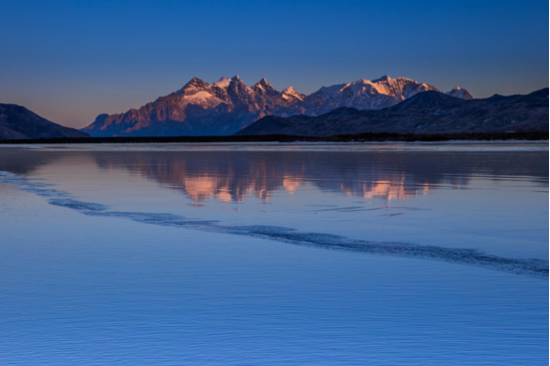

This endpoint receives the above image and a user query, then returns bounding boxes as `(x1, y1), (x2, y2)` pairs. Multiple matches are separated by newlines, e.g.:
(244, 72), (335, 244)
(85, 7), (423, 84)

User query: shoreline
(0, 131), (548, 145)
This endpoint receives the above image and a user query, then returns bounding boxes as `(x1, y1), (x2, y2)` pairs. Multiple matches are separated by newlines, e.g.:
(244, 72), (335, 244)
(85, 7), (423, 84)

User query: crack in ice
(1, 170), (547, 278)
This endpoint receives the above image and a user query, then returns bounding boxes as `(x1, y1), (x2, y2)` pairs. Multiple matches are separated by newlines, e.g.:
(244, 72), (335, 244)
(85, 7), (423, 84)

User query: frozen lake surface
(0, 142), (548, 365)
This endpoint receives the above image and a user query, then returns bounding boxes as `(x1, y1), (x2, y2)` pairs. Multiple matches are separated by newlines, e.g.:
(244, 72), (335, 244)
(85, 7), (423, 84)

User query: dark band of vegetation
(0, 131), (547, 144)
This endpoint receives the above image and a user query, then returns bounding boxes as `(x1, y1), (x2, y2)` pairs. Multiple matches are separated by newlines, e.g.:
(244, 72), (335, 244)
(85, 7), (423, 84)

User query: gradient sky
(0, 0), (547, 128)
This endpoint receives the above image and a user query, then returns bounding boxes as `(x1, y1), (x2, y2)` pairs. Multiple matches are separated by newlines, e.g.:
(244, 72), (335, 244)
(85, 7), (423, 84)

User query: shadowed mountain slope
(0, 104), (89, 140)
(237, 89), (549, 137)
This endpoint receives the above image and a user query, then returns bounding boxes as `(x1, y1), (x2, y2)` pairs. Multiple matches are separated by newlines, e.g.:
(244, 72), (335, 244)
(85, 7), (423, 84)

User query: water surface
(0, 142), (547, 365)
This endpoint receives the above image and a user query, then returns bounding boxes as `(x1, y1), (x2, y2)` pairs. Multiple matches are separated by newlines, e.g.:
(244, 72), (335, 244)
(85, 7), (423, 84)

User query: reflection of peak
(91, 151), (485, 204)
(356, 179), (430, 201)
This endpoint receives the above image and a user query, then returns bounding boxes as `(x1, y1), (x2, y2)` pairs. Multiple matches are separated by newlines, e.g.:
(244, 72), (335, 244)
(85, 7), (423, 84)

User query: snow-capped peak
(252, 78), (276, 94)
(302, 75), (441, 113)
(282, 86), (304, 101)
(283, 86), (298, 94)
(258, 78), (271, 86)
(373, 75), (391, 82)
(213, 77), (231, 88)
(179, 77), (210, 95)
(183, 77), (207, 87)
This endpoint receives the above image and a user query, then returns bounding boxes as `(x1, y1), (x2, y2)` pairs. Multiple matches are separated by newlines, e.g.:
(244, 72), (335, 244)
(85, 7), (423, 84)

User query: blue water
(0, 142), (547, 365)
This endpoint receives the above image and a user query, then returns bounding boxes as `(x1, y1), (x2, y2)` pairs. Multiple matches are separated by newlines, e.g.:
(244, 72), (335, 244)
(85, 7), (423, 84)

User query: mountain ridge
(83, 75), (472, 137)
(0, 104), (89, 140)
(237, 88), (549, 137)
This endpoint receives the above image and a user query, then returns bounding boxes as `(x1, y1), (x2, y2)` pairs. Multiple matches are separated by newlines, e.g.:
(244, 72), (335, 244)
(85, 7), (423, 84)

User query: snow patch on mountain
(213, 77), (231, 88)
(282, 86), (304, 101)
(183, 91), (225, 108)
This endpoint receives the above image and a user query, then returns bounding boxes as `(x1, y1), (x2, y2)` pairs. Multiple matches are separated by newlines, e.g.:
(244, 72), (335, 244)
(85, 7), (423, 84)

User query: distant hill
(83, 75), (471, 137)
(0, 104), (88, 140)
(237, 89), (549, 137)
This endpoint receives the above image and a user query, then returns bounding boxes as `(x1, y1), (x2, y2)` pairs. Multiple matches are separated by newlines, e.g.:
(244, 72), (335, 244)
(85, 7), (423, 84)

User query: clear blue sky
(0, 0), (547, 128)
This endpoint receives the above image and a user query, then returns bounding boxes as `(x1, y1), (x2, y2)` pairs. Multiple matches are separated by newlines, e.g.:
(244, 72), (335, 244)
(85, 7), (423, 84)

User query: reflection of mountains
(91, 151), (548, 202)
(0, 149), (546, 203)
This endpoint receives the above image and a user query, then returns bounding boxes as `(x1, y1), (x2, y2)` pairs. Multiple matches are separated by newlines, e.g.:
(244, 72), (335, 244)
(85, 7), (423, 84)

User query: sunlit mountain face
(82, 75), (475, 137)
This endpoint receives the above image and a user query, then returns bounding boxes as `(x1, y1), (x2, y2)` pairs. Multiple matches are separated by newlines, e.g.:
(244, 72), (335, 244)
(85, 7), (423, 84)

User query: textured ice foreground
(0, 170), (547, 277)
(0, 143), (547, 365)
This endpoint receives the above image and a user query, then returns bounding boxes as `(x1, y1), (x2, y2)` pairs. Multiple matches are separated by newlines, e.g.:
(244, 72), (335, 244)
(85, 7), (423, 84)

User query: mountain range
(83, 75), (474, 137)
(237, 88), (549, 136)
(0, 76), (546, 140)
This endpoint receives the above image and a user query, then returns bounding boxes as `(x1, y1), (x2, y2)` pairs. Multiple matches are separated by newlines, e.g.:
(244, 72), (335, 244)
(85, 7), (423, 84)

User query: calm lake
(0, 142), (548, 365)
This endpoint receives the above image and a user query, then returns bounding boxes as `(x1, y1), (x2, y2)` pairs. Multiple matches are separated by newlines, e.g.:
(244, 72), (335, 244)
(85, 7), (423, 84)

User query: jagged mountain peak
(282, 86), (300, 95)
(227, 75), (249, 91)
(373, 74), (392, 82)
(372, 75), (420, 85)
(371, 75), (423, 85)
(184, 77), (208, 87)
(84, 74), (479, 137)
(180, 77), (210, 95)
(256, 78), (273, 87)
(213, 77), (231, 88)
(282, 86), (304, 101)
(258, 77), (271, 85)
(253, 78), (277, 94)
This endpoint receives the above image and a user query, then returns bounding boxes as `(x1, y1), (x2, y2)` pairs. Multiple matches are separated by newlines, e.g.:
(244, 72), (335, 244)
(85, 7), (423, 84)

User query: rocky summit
(83, 75), (472, 137)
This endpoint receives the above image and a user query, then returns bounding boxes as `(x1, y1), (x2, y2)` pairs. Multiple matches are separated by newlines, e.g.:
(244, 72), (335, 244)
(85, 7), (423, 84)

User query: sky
(0, 0), (548, 128)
